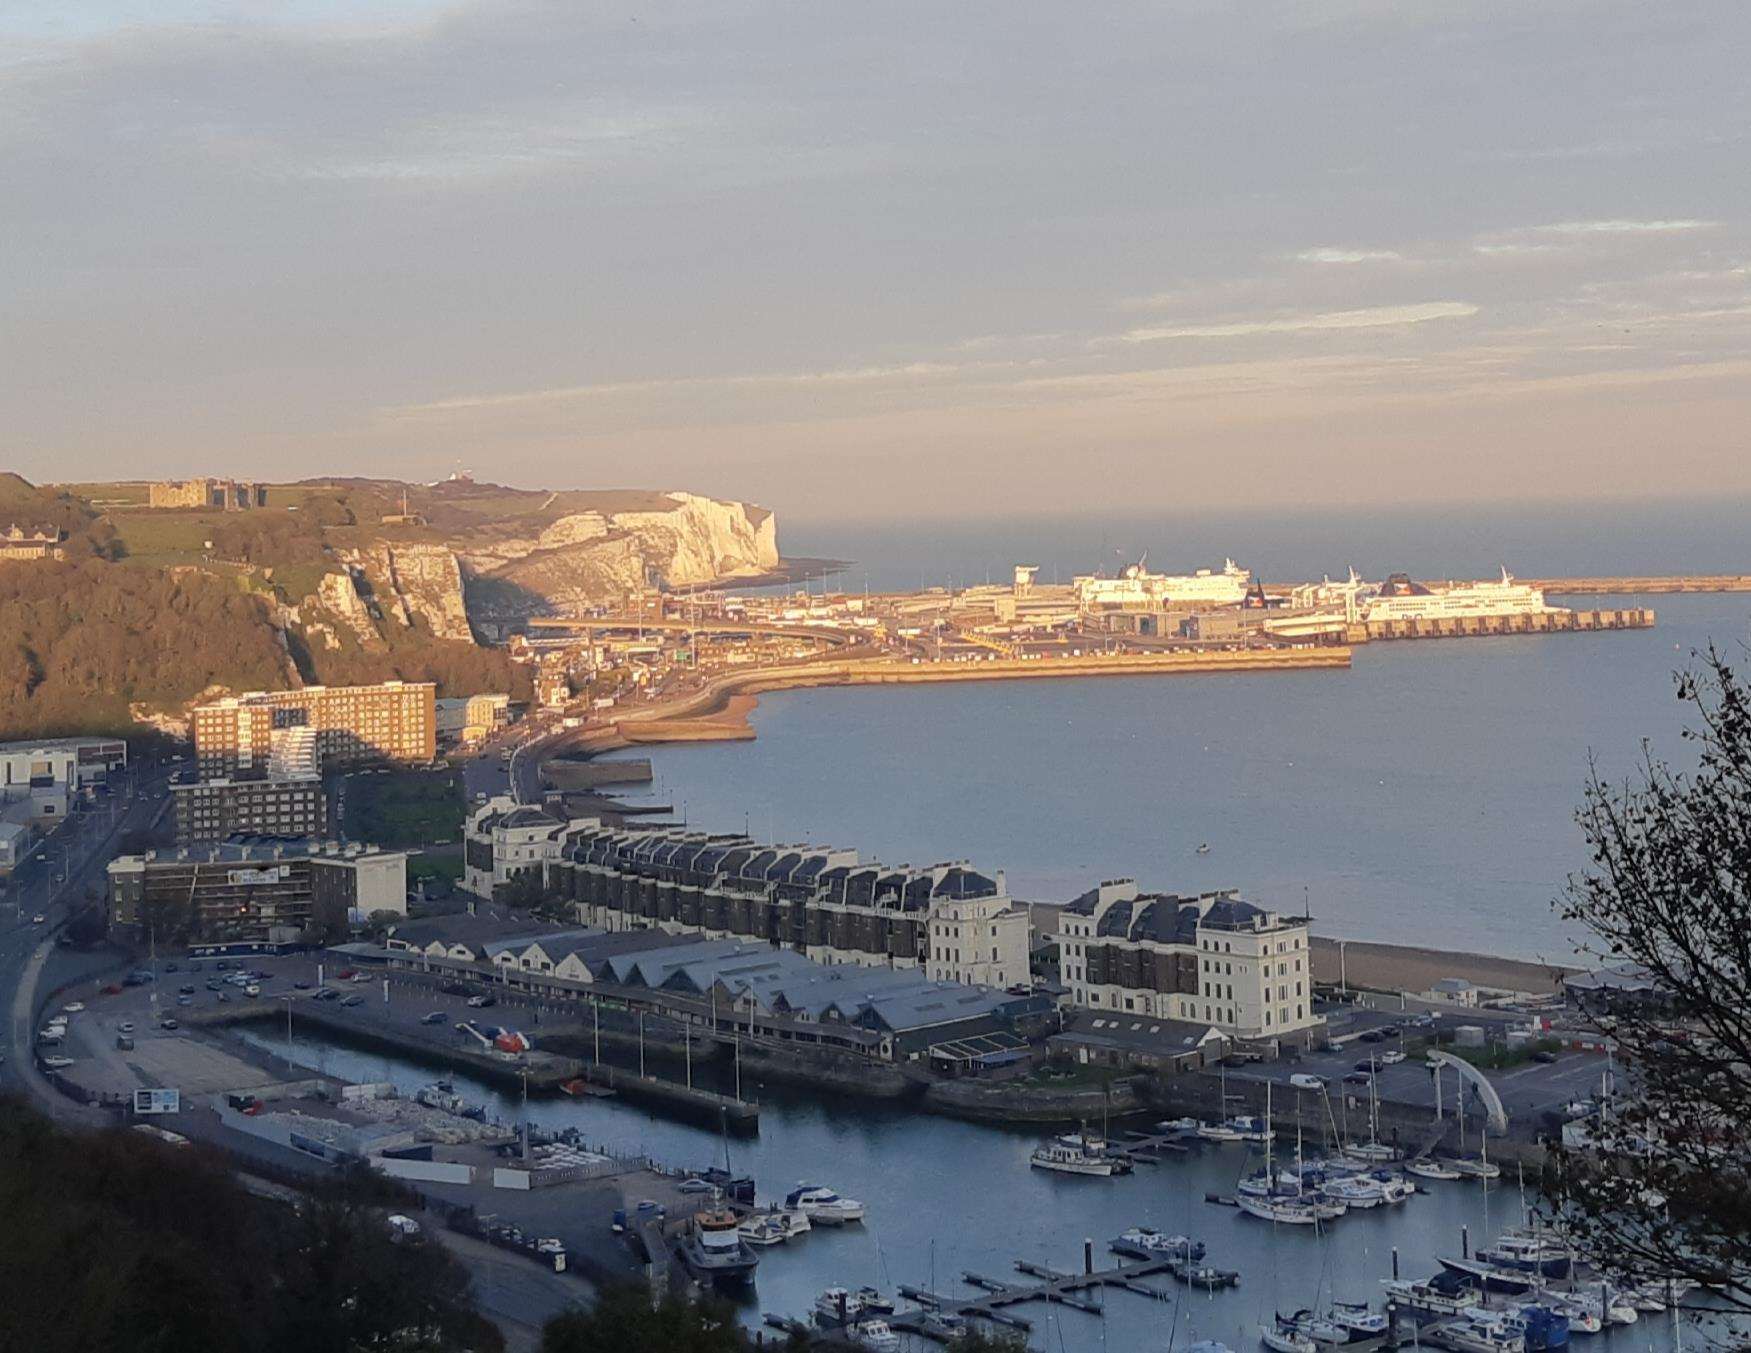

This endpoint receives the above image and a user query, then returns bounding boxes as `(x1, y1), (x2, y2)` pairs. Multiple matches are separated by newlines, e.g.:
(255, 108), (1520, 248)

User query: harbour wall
(1348, 607), (1653, 643)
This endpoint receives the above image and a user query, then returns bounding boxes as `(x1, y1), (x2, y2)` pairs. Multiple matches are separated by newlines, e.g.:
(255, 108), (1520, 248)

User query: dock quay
(1529, 573), (1751, 594)
(1348, 606), (1652, 642)
(884, 1253), (1194, 1342)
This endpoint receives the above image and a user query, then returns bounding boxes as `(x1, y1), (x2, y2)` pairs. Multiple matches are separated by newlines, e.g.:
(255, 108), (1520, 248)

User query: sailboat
(1237, 1085), (1333, 1225)
(1450, 1084), (1502, 1180)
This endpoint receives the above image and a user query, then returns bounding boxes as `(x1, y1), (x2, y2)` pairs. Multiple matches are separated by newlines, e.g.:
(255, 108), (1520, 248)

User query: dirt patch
(1311, 937), (1574, 997)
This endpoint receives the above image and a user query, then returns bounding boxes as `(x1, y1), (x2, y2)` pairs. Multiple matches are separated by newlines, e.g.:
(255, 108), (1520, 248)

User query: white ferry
(1074, 556), (1250, 609)
(1360, 569), (1552, 623)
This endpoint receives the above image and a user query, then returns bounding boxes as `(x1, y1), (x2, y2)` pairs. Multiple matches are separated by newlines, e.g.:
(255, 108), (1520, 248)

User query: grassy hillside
(0, 477), (529, 742)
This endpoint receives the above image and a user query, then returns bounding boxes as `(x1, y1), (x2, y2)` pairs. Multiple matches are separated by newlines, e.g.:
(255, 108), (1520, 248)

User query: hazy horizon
(5, 2), (1749, 518)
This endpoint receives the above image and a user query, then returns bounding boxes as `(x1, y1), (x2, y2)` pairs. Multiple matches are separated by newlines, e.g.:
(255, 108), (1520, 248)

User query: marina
(223, 1026), (1700, 1352)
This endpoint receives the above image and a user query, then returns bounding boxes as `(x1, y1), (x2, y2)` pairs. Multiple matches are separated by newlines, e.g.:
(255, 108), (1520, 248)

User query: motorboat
(1198, 1114), (1274, 1143)
(1276, 1306), (1386, 1347)
(1368, 1171), (1416, 1204)
(675, 1204), (759, 1287)
(1521, 1294), (1598, 1335)
(1450, 1156), (1503, 1180)
(1475, 1233), (1571, 1279)
(1504, 1305), (1571, 1350)
(784, 1184), (865, 1224)
(1344, 1142), (1399, 1164)
(774, 1208), (812, 1239)
(1407, 1159), (1464, 1181)
(736, 1214), (789, 1247)
(1328, 1300), (1391, 1340)
(1031, 1140), (1121, 1176)
(815, 1287), (867, 1325)
(845, 1319), (901, 1353)
(1437, 1257), (1538, 1295)
(1153, 1116), (1201, 1133)
(1436, 1309), (1528, 1352)
(1321, 1175), (1389, 1209)
(1111, 1227), (1206, 1262)
(1380, 1272), (1483, 1318)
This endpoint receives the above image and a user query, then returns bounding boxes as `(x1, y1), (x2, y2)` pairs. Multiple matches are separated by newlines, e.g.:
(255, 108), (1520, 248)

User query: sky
(2, 1), (1748, 521)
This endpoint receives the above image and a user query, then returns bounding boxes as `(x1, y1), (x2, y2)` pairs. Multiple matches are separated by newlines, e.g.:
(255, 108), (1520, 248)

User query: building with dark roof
(545, 822), (1031, 990)
(463, 795), (576, 896)
(1056, 878), (1320, 1042)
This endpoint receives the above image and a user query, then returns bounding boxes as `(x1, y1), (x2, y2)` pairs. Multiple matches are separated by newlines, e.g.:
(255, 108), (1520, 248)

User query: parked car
(178, 984), (195, 995)
(313, 988), (340, 1002)
(176, 995), (192, 1007)
(165, 962), (178, 972)
(115, 1034), (134, 1051)
(1342, 1071), (1372, 1086)
(100, 983), (123, 996)
(1379, 1050), (1406, 1065)
(62, 1002), (85, 1014)
(1359, 1030), (1385, 1043)
(1532, 1049), (1560, 1064)
(117, 1021), (135, 1034)
(1289, 1073), (1326, 1091)
(244, 984), (261, 998)
(337, 968), (358, 981)
(294, 980), (312, 990)
(31, 915), (45, 925)
(420, 1011), (447, 1025)
(160, 1018), (179, 1030)
(1379, 1025), (1402, 1037)
(340, 994), (365, 1008)
(466, 994), (497, 1009)
(677, 1178), (716, 1195)
(1354, 1060), (1378, 1073)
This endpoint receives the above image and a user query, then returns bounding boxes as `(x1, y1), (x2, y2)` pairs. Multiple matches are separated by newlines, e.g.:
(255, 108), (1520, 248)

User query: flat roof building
(171, 775), (326, 845)
(193, 682), (436, 776)
(108, 839), (406, 945)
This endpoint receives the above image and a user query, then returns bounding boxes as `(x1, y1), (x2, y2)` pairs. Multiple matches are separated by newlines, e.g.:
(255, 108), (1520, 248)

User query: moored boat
(784, 1184), (865, 1224)
(676, 1203), (759, 1287)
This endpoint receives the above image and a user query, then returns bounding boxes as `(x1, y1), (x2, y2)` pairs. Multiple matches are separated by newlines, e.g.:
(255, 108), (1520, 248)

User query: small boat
(675, 1204), (759, 1288)
(1449, 1157), (1503, 1180)
(1328, 1299), (1390, 1340)
(1196, 842), (1212, 855)
(1236, 1193), (1325, 1225)
(1520, 1294), (1596, 1335)
(815, 1286), (892, 1325)
(851, 1286), (895, 1316)
(1345, 1142), (1399, 1164)
(1199, 1115), (1274, 1143)
(1321, 1175), (1389, 1209)
(846, 1319), (901, 1352)
(1369, 1171), (1416, 1204)
(1434, 1309), (1528, 1352)
(736, 1214), (789, 1247)
(1408, 1159), (1464, 1181)
(1436, 1257), (1538, 1296)
(1476, 1234), (1570, 1279)
(1379, 1272), (1483, 1318)
(1507, 1304), (1571, 1350)
(1261, 1322), (1317, 1353)
(558, 1078), (589, 1097)
(774, 1208), (812, 1239)
(1154, 1116), (1201, 1133)
(784, 1184), (865, 1224)
(1031, 1140), (1119, 1176)
(1111, 1227), (1206, 1262)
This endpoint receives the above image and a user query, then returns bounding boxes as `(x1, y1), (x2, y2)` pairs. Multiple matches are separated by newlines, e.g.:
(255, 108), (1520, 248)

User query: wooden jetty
(887, 1254), (1188, 1343)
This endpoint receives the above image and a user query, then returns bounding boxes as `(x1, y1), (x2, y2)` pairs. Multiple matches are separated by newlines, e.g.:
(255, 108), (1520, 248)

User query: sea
(602, 498), (1751, 963)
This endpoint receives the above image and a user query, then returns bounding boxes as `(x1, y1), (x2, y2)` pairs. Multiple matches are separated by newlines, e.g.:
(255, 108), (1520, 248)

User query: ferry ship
(1074, 556), (1250, 609)
(1359, 569), (1553, 624)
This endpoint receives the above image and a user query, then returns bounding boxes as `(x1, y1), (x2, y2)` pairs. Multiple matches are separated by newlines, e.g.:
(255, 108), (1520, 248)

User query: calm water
(617, 590), (1749, 962)
(245, 1030), (1689, 1352)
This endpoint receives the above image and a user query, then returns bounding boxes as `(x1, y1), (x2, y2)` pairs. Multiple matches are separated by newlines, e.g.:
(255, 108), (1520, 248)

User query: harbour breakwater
(580, 646), (1353, 752)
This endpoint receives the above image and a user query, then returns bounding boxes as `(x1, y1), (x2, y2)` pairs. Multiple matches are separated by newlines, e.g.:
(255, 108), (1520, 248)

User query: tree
(1545, 647), (1751, 1319)
(540, 1287), (747, 1353)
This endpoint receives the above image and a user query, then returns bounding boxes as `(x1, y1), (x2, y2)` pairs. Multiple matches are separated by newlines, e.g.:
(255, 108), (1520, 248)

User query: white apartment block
(1057, 880), (1320, 1041)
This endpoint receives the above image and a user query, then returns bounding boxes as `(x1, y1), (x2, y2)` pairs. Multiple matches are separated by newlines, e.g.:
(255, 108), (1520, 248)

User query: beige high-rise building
(193, 682), (436, 777)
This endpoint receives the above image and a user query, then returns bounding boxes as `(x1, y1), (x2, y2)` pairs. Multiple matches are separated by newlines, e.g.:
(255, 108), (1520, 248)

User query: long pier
(1348, 606), (1654, 643)
(1529, 574), (1751, 594)
(886, 1254), (1186, 1343)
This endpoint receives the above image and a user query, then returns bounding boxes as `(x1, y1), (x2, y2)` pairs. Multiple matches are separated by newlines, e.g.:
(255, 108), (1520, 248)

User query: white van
(1289, 1073), (1327, 1091)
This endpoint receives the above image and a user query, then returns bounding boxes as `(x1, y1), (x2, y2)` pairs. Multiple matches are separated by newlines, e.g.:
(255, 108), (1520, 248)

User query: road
(0, 760), (180, 1101)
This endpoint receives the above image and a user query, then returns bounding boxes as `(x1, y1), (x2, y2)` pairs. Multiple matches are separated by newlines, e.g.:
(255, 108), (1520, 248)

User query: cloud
(1294, 247), (1402, 264)
(1536, 219), (1717, 236)
(1117, 302), (1478, 344)
(381, 357), (1046, 416)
